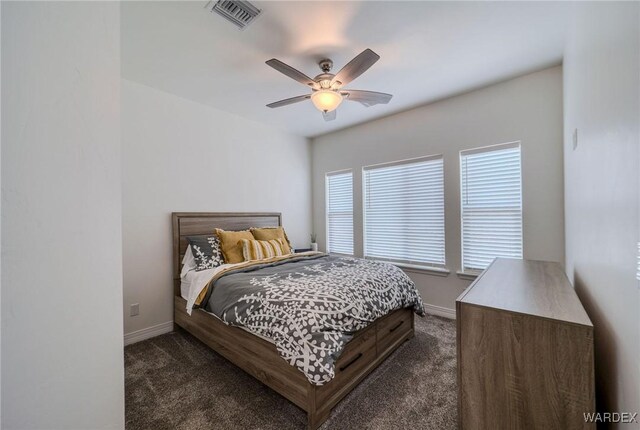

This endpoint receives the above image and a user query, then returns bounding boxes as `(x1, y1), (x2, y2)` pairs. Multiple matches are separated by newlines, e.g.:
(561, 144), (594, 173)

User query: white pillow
(180, 245), (197, 278)
(180, 273), (192, 300)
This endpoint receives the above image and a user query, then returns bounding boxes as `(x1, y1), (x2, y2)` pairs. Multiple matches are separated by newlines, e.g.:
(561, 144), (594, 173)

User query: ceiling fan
(265, 49), (393, 121)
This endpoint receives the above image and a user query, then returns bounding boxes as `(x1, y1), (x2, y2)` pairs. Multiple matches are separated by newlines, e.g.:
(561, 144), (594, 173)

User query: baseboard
(423, 303), (456, 319)
(124, 321), (174, 346)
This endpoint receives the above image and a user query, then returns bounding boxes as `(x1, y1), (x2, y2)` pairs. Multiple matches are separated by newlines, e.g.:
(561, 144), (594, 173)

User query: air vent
(208, 0), (261, 30)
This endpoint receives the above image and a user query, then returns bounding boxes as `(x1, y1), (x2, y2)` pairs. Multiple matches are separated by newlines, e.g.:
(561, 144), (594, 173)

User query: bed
(172, 212), (423, 429)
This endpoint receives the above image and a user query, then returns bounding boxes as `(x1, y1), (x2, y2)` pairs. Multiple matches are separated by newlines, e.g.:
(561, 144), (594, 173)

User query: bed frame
(172, 212), (415, 429)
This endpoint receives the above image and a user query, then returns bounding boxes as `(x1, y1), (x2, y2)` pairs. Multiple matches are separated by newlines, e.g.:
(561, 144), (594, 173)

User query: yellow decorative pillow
(240, 238), (290, 261)
(250, 227), (292, 254)
(215, 228), (255, 264)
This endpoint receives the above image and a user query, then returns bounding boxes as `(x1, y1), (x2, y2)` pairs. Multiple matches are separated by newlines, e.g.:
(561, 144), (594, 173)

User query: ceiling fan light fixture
(311, 90), (343, 113)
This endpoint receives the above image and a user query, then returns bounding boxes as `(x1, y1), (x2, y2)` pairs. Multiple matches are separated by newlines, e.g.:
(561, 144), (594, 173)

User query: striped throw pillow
(240, 238), (290, 261)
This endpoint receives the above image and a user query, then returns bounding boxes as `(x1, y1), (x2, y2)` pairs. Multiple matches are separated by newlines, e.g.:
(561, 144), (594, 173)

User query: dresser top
(457, 258), (593, 327)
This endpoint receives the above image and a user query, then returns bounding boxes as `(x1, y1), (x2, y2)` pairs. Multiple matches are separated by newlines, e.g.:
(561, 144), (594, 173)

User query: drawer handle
(389, 320), (404, 332)
(339, 353), (363, 372)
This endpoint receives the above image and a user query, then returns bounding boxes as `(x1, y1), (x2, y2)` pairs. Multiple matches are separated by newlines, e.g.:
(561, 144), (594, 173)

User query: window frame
(362, 154), (446, 270)
(325, 169), (354, 256)
(459, 141), (523, 274)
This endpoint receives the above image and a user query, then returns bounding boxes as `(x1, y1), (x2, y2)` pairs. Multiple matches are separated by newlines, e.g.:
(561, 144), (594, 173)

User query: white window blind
(460, 142), (523, 272)
(326, 171), (354, 255)
(363, 156), (445, 267)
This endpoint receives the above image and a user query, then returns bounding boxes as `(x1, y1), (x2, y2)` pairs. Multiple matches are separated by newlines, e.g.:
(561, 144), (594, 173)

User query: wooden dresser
(456, 258), (595, 430)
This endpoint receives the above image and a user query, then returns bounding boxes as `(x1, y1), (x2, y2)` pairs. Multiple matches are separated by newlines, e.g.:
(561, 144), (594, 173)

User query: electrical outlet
(572, 128), (578, 150)
(130, 303), (140, 317)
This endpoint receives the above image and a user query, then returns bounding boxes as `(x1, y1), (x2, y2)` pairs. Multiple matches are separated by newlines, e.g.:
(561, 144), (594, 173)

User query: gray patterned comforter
(200, 254), (425, 385)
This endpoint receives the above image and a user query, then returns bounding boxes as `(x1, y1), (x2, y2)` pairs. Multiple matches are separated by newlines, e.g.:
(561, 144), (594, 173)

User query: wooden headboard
(171, 212), (282, 295)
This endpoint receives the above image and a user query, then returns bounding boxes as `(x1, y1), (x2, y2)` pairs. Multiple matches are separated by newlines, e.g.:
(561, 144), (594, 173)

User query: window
(363, 156), (445, 268)
(326, 170), (354, 255)
(460, 142), (522, 272)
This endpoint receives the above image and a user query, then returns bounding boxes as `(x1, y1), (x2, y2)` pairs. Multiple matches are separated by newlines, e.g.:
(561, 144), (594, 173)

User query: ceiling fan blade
(322, 110), (336, 121)
(342, 90), (392, 107)
(331, 49), (380, 87)
(266, 59), (319, 89)
(266, 95), (310, 108)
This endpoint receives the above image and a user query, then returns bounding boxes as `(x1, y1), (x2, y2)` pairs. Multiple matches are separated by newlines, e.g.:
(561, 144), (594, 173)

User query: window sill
(456, 270), (481, 281)
(393, 262), (451, 277)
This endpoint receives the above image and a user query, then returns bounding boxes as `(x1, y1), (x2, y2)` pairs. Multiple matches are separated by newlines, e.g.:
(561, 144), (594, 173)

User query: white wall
(122, 80), (312, 336)
(563, 2), (639, 419)
(312, 67), (564, 312)
(1, 2), (124, 429)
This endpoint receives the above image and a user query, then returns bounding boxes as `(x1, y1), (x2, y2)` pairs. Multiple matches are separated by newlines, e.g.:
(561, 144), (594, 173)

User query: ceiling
(122, 1), (570, 138)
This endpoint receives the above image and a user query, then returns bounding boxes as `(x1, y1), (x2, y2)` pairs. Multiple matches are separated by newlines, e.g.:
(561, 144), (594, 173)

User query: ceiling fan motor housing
(314, 73), (335, 89)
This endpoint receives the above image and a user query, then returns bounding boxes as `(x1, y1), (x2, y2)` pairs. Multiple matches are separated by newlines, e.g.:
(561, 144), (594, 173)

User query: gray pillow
(187, 235), (224, 271)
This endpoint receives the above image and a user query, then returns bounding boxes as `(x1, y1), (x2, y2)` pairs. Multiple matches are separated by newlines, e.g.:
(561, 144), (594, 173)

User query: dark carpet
(125, 314), (457, 430)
